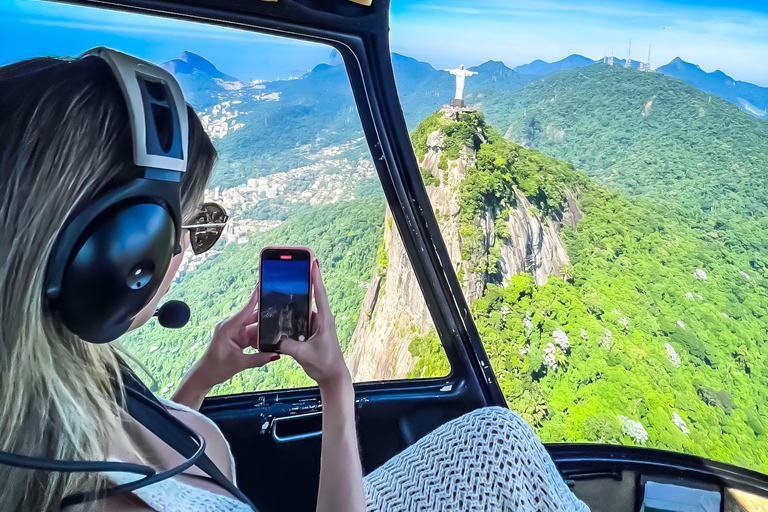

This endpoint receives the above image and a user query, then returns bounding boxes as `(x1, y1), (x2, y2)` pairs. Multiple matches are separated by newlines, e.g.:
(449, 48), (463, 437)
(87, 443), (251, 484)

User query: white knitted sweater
(108, 405), (590, 512)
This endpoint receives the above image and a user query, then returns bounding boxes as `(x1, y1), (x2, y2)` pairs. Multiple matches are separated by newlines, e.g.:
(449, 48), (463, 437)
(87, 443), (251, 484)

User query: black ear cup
(40, 48), (188, 344)
(50, 202), (176, 343)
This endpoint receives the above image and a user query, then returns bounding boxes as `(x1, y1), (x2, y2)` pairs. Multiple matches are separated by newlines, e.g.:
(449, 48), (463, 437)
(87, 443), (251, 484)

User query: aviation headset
(0, 47), (257, 509)
(44, 46), (187, 343)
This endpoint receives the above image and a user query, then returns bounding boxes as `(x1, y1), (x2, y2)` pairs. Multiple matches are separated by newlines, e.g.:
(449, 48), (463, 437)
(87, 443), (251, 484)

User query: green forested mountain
(121, 197), (385, 396)
(133, 53), (768, 474)
(478, 64), (768, 218)
(656, 57), (768, 121)
(409, 111), (768, 473)
(475, 64), (768, 265)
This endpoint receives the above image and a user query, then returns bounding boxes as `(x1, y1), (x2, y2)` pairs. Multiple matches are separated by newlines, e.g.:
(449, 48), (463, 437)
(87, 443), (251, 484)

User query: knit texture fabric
(363, 406), (591, 512)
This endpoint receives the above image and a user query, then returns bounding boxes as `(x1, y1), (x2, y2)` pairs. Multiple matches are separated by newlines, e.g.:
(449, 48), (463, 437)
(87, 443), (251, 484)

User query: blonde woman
(0, 52), (589, 512)
(0, 51), (364, 512)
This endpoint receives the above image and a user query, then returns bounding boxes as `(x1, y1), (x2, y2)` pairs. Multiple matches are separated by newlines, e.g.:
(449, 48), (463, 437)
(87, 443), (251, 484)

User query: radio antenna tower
(603, 47), (615, 66)
(624, 39), (632, 68)
(639, 45), (653, 72)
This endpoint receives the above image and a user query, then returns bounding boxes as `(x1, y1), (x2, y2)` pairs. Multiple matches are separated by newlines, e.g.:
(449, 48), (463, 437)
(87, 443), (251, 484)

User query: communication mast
(639, 45), (653, 72)
(624, 39), (632, 68)
(604, 47), (615, 66)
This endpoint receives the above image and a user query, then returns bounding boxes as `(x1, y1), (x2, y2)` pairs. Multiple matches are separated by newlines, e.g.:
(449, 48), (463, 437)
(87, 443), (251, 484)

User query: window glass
(2, 3), (449, 397)
(390, 0), (768, 474)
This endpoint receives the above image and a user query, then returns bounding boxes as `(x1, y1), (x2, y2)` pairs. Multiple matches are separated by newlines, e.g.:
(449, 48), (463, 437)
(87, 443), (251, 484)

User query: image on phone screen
(259, 257), (310, 349)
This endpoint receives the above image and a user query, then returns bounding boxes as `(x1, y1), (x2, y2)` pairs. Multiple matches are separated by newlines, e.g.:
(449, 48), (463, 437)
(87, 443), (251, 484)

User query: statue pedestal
(451, 99), (465, 107)
(442, 103), (478, 120)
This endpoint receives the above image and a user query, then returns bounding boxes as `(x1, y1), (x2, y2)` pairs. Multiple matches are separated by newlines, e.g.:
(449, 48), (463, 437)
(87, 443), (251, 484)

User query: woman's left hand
(172, 285), (279, 409)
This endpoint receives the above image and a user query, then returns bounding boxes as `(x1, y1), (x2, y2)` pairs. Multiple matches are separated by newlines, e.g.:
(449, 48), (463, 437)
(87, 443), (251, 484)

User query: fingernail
(269, 355), (280, 362)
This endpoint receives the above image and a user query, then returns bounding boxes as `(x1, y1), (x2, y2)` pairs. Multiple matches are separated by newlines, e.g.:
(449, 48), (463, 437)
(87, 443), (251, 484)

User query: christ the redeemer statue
(445, 64), (477, 106)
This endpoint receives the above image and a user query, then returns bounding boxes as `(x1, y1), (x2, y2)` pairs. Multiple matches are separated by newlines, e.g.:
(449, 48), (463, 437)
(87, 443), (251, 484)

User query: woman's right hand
(280, 260), (364, 512)
(277, 260), (351, 390)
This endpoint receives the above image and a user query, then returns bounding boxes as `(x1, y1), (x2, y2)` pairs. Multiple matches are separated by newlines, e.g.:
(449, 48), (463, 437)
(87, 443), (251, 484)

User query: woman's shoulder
(63, 398), (239, 512)
(157, 397), (237, 483)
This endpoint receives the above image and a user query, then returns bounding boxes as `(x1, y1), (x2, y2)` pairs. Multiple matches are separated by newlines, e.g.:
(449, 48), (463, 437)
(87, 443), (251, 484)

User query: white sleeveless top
(107, 397), (256, 512)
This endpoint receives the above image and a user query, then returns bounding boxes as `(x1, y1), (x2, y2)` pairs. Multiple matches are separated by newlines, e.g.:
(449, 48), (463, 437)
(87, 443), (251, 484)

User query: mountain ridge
(161, 51), (241, 82)
(656, 56), (768, 120)
(396, 109), (768, 471)
(514, 54), (596, 75)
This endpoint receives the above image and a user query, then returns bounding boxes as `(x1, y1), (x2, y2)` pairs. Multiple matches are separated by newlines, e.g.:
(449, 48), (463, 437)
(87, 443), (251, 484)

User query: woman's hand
(172, 286), (279, 410)
(278, 260), (351, 391)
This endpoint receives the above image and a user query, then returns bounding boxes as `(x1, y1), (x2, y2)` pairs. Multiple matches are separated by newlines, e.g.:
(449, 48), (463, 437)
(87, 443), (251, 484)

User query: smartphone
(257, 246), (314, 352)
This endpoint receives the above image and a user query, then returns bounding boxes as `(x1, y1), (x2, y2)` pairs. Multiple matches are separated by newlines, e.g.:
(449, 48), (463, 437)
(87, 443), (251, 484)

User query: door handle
(271, 411), (323, 443)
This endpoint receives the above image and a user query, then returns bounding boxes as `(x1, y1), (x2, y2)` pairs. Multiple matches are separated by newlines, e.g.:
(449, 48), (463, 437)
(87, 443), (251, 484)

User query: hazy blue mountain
(656, 57), (768, 120)
(162, 51), (241, 82)
(467, 60), (539, 91)
(327, 49), (344, 67)
(161, 51), (246, 109)
(514, 54), (596, 75)
(390, 53), (454, 127)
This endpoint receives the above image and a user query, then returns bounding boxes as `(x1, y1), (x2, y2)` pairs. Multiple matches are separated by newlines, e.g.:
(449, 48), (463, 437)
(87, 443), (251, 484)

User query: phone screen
(258, 249), (311, 351)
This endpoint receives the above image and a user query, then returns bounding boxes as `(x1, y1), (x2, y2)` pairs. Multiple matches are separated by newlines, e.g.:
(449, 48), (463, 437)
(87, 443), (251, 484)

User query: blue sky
(1, 0), (767, 86)
(262, 260), (310, 296)
(390, 0), (768, 86)
(0, 0), (329, 81)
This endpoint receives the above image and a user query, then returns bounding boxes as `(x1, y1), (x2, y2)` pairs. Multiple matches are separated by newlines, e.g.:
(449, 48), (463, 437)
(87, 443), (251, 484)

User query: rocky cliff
(346, 109), (582, 382)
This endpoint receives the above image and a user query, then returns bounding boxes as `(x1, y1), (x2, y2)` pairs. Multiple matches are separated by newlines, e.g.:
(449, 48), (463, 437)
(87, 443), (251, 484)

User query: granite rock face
(499, 189), (575, 286)
(346, 126), (580, 382)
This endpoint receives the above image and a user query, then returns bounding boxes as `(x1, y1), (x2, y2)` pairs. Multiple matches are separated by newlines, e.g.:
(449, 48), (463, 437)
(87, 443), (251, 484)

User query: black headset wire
(0, 452), (156, 476)
(0, 363), (256, 509)
(0, 388), (207, 508)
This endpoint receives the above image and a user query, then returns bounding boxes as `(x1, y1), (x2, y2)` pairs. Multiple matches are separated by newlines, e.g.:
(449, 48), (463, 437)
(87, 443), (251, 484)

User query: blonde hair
(0, 55), (215, 510)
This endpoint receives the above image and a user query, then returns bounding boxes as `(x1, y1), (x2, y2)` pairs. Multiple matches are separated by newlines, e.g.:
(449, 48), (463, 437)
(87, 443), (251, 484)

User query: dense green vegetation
(121, 197), (385, 396)
(406, 330), (451, 379)
(477, 63), (768, 266)
(409, 110), (768, 473)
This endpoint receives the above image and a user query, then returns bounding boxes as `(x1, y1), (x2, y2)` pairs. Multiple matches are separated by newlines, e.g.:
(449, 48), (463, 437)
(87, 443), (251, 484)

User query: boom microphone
(154, 300), (190, 328)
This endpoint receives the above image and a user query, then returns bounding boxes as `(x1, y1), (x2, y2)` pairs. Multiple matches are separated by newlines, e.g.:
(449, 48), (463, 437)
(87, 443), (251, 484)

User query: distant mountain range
(657, 57), (768, 120)
(511, 54), (768, 120)
(161, 50), (768, 126)
(513, 54), (596, 75)
(162, 51), (240, 82)
(160, 49), (768, 206)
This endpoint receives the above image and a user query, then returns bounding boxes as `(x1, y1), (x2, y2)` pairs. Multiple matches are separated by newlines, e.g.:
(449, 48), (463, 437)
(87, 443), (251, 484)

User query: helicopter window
(390, 0), (768, 476)
(3, 4), (449, 396)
